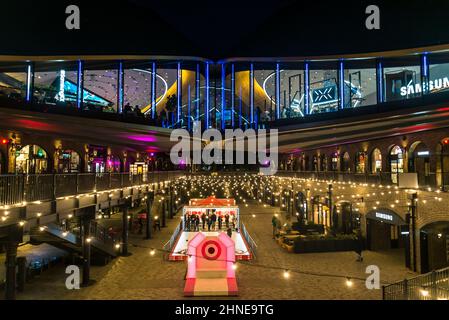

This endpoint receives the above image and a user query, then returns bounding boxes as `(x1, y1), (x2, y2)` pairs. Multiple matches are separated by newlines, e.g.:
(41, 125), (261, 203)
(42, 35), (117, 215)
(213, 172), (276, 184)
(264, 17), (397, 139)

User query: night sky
(1, 0), (449, 59)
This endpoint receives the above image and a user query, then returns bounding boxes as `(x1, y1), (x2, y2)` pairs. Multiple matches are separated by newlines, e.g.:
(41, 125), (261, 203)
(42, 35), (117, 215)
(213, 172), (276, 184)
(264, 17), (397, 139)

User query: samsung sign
(375, 212), (393, 222)
(400, 77), (449, 96)
(367, 209), (407, 226)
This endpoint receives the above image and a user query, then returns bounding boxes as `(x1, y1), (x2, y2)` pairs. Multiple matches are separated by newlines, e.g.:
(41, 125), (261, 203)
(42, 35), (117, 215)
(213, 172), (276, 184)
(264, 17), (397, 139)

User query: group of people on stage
(184, 210), (236, 232)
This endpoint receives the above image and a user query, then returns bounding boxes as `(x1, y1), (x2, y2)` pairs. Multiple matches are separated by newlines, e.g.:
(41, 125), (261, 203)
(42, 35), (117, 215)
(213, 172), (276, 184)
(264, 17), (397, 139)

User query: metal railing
(162, 220), (183, 254)
(241, 222), (257, 259)
(0, 171), (185, 206)
(276, 170), (446, 190)
(383, 267), (449, 300)
(89, 220), (121, 251)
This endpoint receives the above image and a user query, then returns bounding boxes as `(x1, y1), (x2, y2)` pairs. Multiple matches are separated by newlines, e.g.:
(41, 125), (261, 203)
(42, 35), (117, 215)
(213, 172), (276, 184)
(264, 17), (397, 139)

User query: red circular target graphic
(201, 240), (222, 260)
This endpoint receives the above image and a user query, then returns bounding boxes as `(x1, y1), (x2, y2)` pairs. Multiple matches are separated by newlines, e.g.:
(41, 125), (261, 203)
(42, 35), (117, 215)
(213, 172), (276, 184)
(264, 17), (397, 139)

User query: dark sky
(1, 0), (449, 59)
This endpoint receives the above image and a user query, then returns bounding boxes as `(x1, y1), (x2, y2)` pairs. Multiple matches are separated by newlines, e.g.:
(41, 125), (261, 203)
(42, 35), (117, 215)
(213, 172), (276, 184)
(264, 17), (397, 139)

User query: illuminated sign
(400, 77), (449, 96)
(417, 151), (429, 156)
(375, 212), (393, 221)
(59, 70), (66, 102)
(312, 85), (337, 105)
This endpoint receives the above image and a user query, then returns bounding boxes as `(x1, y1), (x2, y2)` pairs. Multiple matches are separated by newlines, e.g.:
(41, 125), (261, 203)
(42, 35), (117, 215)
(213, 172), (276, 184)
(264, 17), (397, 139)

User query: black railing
(383, 267), (449, 300)
(89, 220), (120, 248)
(276, 170), (446, 190)
(0, 171), (185, 206)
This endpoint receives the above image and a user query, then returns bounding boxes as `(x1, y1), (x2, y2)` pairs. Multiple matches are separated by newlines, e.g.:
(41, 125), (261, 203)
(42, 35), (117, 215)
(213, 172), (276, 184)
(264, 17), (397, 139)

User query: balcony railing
(276, 170), (446, 190)
(383, 267), (449, 300)
(0, 171), (185, 206)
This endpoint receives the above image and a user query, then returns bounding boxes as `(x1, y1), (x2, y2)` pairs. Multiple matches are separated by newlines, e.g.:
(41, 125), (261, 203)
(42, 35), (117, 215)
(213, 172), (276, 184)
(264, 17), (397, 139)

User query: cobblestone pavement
(9, 203), (416, 300)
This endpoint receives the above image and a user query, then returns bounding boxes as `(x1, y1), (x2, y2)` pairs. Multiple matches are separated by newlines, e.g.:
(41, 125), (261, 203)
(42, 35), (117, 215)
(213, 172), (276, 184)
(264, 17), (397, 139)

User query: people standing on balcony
(134, 105), (143, 118)
(124, 102), (132, 115)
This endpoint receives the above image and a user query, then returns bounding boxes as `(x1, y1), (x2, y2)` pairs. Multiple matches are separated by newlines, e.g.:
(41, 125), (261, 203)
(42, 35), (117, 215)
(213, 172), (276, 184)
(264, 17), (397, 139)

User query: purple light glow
(126, 135), (157, 143)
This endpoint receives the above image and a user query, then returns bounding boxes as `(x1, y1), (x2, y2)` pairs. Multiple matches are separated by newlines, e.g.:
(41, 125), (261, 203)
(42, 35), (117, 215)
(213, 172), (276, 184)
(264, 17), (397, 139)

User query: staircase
(30, 221), (120, 265)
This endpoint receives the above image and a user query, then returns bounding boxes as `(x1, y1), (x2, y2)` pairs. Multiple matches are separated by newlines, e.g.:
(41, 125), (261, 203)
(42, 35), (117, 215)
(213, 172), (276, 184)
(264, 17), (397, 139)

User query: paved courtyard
(6, 202), (415, 300)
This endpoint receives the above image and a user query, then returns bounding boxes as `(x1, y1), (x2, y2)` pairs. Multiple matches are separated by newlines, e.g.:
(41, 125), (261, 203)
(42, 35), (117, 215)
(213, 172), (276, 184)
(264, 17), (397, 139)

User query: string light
(346, 278), (353, 287)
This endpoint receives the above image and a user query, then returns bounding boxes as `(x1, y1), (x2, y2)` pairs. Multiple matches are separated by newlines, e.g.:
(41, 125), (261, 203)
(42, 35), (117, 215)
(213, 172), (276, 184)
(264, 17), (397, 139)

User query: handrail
(0, 171), (186, 206)
(275, 170), (447, 191)
(383, 266), (449, 300)
(241, 222), (257, 259)
(162, 220), (183, 254)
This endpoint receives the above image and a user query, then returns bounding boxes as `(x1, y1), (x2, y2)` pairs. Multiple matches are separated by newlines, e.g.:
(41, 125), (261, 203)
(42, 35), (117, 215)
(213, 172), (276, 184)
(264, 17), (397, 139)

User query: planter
(293, 238), (358, 253)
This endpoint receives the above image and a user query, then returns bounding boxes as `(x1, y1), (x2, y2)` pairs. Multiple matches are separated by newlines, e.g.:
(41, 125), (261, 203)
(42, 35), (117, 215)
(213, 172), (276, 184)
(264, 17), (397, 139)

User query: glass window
(390, 145), (404, 184)
(355, 152), (367, 173)
(181, 63), (199, 130)
(123, 62), (152, 116)
(158, 62), (178, 128)
(280, 66), (305, 118)
(234, 64), (251, 128)
(344, 61), (377, 108)
(254, 65), (276, 123)
(0, 63), (28, 102)
(83, 62), (118, 113)
(309, 65), (339, 114)
(371, 148), (382, 173)
(383, 58), (421, 102)
(428, 53), (449, 95)
(331, 152), (339, 171)
(33, 61), (78, 107)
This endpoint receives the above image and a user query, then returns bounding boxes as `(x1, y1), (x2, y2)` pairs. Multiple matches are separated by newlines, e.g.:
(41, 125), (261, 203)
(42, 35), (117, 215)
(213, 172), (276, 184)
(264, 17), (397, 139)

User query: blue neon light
(221, 63), (226, 130)
(26, 64), (32, 102)
(118, 61), (124, 113)
(206, 62), (210, 128)
(231, 64), (235, 127)
(151, 62), (156, 119)
(422, 54), (428, 77)
(275, 63), (280, 119)
(250, 63), (254, 125)
(196, 64), (200, 121)
(377, 61), (383, 103)
(76, 60), (83, 109)
(339, 60), (344, 109)
(304, 62), (310, 115)
(177, 62), (181, 123)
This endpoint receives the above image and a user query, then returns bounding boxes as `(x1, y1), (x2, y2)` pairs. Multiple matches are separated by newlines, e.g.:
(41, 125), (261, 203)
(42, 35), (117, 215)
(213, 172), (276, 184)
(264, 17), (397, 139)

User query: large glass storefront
(15, 145), (48, 174)
(2, 51), (449, 129)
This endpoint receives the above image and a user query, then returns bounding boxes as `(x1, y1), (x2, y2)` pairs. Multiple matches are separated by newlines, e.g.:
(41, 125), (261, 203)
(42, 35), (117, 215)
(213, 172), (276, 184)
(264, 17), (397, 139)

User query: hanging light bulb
(346, 278), (353, 287)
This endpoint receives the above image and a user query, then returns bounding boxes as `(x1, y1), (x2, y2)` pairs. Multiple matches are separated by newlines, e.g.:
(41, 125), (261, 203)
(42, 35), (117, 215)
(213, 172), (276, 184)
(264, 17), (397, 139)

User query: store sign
(417, 151), (429, 156)
(367, 209), (406, 226)
(312, 85), (337, 105)
(375, 212), (393, 222)
(400, 77), (449, 96)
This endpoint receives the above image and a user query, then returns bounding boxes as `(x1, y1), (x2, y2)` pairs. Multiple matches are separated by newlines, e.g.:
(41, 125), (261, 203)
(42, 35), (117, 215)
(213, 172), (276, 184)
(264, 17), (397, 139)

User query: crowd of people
(183, 211), (236, 232)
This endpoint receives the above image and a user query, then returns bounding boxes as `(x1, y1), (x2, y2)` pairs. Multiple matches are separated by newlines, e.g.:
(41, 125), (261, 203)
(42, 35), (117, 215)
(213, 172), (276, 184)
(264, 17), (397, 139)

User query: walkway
(8, 203), (415, 300)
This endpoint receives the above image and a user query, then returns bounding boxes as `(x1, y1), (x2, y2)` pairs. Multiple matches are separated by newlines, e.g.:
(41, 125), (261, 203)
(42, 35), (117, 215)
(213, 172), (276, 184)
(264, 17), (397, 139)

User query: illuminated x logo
(313, 87), (334, 102)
